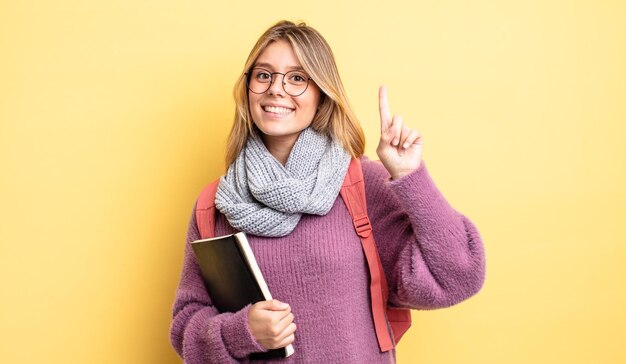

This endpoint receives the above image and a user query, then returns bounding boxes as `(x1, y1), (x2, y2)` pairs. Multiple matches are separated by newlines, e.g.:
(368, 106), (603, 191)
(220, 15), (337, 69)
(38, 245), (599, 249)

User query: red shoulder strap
(195, 179), (220, 239)
(340, 158), (412, 351)
(340, 159), (394, 351)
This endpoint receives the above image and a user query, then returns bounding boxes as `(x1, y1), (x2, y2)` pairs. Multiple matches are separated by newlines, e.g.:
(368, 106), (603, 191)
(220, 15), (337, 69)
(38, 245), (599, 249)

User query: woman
(170, 20), (485, 363)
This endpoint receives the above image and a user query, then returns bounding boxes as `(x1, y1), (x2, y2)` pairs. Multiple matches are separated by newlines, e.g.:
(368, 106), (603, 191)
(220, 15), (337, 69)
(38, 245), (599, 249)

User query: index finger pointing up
(379, 85), (392, 132)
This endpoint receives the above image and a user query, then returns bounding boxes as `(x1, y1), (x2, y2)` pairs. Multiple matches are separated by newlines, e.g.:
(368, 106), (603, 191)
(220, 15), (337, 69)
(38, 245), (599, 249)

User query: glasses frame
(245, 67), (313, 97)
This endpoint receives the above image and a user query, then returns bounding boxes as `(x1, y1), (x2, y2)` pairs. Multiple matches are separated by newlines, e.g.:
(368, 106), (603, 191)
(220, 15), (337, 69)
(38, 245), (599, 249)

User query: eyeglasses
(245, 67), (312, 97)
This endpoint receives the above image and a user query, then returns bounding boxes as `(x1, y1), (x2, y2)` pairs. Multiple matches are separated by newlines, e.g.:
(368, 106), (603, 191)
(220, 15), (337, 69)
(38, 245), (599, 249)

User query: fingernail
(393, 138), (399, 146)
(403, 142), (409, 149)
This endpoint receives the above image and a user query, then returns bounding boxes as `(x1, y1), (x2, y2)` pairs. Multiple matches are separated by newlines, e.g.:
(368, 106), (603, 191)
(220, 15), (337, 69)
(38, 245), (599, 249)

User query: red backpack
(195, 158), (411, 352)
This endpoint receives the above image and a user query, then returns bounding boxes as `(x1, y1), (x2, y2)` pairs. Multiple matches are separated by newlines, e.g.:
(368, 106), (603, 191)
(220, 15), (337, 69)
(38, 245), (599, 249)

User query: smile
(263, 105), (294, 115)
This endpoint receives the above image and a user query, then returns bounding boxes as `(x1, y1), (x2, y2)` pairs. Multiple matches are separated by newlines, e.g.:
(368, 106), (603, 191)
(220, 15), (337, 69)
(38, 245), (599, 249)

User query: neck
(262, 134), (299, 165)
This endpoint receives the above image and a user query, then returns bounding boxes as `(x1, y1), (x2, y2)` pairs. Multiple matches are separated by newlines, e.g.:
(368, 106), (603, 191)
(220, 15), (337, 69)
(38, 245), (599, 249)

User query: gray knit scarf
(215, 127), (351, 237)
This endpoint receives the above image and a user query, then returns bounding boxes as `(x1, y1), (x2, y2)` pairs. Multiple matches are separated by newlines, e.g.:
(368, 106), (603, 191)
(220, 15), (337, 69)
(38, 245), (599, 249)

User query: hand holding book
(248, 299), (297, 350)
(191, 232), (295, 358)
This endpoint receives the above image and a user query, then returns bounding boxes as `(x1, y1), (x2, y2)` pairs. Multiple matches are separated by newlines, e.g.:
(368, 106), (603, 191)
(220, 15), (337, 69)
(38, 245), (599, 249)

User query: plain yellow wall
(1, 1), (625, 363)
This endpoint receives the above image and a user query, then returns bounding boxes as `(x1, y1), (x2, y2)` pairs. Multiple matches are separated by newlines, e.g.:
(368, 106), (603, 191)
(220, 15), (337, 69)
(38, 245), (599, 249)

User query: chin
(254, 122), (308, 141)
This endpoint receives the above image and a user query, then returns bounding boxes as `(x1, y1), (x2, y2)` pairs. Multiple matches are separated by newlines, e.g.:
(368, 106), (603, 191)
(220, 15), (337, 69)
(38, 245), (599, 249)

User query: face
(248, 39), (321, 148)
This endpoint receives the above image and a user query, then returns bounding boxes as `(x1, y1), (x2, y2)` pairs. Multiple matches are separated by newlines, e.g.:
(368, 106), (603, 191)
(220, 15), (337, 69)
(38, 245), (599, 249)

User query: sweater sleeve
(169, 206), (268, 363)
(362, 157), (486, 310)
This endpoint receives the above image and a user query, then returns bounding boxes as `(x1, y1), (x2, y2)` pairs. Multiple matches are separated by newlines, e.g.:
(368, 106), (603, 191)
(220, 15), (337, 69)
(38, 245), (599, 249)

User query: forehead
(254, 39), (303, 71)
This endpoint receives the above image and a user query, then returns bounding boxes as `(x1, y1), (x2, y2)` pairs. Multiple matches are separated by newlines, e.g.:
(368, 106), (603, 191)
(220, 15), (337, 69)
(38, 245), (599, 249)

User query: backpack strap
(195, 179), (220, 239)
(341, 159), (412, 348)
(340, 158), (395, 352)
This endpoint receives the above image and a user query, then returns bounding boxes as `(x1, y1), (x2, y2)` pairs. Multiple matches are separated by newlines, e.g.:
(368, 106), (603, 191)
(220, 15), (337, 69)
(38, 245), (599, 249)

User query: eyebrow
(253, 62), (305, 71)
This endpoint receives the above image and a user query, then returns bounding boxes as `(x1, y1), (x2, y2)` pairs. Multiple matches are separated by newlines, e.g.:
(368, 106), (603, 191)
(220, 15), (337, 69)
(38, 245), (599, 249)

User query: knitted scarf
(215, 127), (351, 237)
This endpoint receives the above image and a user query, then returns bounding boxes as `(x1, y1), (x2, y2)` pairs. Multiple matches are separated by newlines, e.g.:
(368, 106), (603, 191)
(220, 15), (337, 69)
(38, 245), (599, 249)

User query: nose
(267, 73), (286, 96)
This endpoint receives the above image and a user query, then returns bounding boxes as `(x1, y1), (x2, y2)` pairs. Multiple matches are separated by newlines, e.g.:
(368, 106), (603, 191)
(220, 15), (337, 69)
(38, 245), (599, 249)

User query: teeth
(264, 106), (293, 115)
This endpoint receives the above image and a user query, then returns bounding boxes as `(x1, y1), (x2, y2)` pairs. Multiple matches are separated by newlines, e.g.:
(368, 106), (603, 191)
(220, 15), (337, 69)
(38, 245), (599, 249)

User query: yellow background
(1, 1), (625, 363)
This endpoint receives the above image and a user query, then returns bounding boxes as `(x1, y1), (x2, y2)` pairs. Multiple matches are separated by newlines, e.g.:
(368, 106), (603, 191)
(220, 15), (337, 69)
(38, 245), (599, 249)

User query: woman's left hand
(376, 85), (424, 180)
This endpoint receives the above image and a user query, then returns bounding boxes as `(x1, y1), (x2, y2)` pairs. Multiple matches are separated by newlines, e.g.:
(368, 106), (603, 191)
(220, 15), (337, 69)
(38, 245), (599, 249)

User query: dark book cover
(191, 232), (294, 359)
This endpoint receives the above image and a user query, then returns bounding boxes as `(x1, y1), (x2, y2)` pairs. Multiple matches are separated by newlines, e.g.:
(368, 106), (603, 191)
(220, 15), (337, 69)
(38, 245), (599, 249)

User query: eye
(253, 69), (271, 82)
(288, 72), (308, 84)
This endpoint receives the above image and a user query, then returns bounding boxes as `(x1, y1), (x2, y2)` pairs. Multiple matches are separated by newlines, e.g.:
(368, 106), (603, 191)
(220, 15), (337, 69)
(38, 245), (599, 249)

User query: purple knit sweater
(170, 157), (486, 363)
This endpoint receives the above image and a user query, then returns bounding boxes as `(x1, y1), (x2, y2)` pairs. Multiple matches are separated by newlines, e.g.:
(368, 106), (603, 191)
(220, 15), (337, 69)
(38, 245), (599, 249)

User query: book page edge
(234, 232), (274, 301)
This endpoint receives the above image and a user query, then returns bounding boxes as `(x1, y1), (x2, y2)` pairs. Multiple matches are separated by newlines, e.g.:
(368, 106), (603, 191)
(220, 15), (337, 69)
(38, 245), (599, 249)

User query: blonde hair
(224, 20), (365, 167)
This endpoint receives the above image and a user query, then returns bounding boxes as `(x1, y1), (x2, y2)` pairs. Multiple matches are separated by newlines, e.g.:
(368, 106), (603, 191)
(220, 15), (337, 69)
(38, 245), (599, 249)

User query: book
(191, 232), (295, 359)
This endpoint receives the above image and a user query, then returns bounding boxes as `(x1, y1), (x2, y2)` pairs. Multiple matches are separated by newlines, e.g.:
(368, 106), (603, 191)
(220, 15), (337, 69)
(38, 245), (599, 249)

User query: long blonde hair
(225, 20), (365, 167)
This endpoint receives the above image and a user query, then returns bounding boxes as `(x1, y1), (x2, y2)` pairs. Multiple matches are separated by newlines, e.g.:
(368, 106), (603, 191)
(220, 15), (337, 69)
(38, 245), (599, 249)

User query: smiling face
(248, 39), (322, 150)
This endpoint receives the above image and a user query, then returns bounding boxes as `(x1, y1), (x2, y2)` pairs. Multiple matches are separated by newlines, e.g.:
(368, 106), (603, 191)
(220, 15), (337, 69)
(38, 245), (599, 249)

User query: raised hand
(376, 85), (423, 180)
